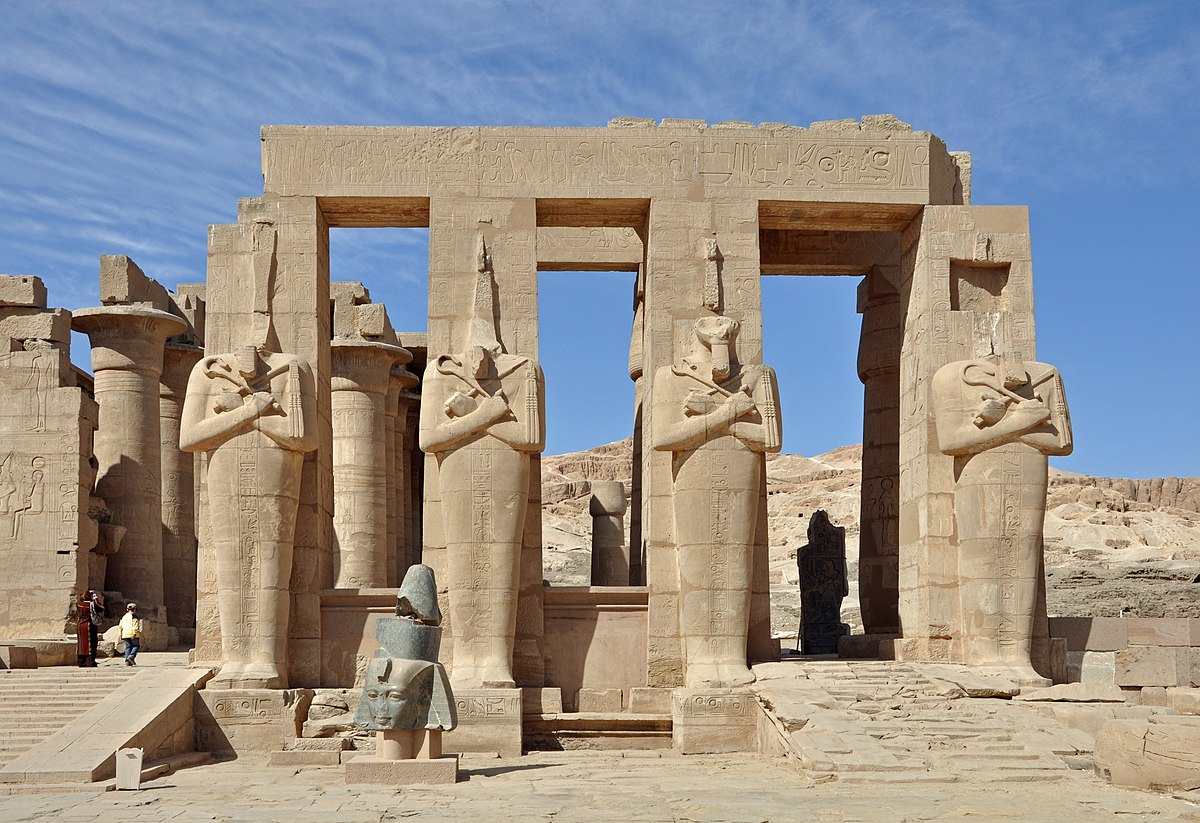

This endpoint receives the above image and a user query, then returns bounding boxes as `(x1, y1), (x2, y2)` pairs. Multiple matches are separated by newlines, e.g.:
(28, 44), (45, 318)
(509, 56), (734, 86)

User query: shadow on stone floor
(462, 762), (560, 779)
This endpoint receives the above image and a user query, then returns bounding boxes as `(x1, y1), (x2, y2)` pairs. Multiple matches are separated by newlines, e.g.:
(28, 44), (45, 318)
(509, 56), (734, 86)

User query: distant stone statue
(589, 480), (629, 586)
(652, 314), (782, 688)
(419, 236), (545, 690)
(797, 510), (850, 655)
(180, 221), (317, 689)
(932, 355), (1071, 681)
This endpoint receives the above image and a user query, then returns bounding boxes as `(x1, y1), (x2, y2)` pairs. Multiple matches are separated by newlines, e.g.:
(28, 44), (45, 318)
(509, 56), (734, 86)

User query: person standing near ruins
(652, 314), (782, 688)
(119, 602), (142, 666)
(74, 589), (102, 667)
(179, 220), (318, 689)
(933, 354), (1071, 683)
(419, 238), (545, 690)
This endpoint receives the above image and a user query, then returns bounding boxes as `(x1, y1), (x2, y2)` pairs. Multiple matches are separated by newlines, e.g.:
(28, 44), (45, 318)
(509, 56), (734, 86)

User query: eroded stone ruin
(2, 117), (1195, 792)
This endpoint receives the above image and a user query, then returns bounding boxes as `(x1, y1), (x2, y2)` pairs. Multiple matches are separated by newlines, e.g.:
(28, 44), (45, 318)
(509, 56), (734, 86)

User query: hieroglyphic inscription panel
(263, 126), (952, 204)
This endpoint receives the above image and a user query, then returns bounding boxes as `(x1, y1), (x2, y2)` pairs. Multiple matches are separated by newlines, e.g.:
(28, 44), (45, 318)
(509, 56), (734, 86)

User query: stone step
(524, 712), (673, 752)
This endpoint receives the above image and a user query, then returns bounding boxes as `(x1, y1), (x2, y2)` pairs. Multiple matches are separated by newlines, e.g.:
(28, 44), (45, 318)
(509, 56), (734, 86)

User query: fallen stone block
(1014, 683), (1125, 703)
(1094, 716), (1200, 792)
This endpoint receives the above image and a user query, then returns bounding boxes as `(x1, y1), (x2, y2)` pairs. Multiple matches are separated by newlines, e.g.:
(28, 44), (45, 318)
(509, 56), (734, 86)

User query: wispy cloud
(0, 1), (1195, 473)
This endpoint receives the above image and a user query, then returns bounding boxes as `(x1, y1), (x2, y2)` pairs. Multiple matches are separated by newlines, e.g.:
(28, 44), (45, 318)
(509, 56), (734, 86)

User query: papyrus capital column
(331, 339), (411, 588)
(160, 340), (203, 630)
(73, 304), (185, 612)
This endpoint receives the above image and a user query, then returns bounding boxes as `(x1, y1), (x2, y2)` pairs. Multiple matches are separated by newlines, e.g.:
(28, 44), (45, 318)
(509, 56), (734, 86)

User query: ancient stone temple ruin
(24, 115), (1187, 786)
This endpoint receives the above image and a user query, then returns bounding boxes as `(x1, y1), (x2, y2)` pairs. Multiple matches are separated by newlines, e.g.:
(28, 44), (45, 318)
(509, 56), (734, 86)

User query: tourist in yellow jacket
(120, 603), (142, 666)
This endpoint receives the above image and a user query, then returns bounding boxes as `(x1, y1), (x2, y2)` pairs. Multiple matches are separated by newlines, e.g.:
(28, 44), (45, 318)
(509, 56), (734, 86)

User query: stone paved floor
(1, 750), (1197, 823)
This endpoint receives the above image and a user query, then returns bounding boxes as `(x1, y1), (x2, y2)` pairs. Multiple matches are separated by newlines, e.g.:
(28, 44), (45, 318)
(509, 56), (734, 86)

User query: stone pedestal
(671, 688), (759, 754)
(73, 305), (185, 612)
(194, 688), (310, 754)
(443, 688), (523, 756)
(345, 754), (459, 785)
(331, 339), (410, 588)
(159, 342), (203, 630)
(589, 480), (629, 585)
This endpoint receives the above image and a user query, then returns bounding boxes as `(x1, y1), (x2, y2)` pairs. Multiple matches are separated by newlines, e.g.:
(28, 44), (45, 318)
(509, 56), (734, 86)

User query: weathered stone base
(671, 688), (759, 754)
(1094, 716), (1200, 791)
(345, 755), (459, 785)
(0, 645), (37, 669)
(837, 634), (899, 660)
(269, 749), (342, 767)
(194, 688), (311, 754)
(443, 688), (522, 756)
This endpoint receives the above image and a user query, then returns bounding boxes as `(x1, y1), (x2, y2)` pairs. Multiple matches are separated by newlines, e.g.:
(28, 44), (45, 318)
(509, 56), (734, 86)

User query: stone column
(384, 372), (401, 588)
(331, 339), (409, 588)
(73, 306), (185, 612)
(590, 480), (629, 585)
(404, 399), (422, 569)
(385, 367), (420, 586)
(856, 267), (901, 635)
(160, 341), (204, 630)
(392, 374), (419, 581)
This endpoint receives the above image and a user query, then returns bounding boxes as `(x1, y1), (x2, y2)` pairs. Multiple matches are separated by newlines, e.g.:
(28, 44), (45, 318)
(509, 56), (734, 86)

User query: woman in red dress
(75, 590), (100, 667)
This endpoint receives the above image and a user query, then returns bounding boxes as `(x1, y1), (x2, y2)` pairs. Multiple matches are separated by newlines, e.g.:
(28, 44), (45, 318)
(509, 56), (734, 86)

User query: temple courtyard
(1, 747), (1196, 823)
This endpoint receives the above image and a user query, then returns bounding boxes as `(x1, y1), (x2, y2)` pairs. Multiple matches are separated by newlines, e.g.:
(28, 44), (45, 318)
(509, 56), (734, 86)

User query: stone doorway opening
(537, 268), (637, 588)
(327, 227), (429, 587)
(760, 274), (864, 654)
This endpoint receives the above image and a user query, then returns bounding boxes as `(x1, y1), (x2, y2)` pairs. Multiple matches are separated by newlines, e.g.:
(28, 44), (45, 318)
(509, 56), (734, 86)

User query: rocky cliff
(540, 439), (1200, 636)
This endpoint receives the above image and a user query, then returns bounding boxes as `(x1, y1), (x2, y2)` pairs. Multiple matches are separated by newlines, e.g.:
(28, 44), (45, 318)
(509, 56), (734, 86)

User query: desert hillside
(540, 439), (1200, 637)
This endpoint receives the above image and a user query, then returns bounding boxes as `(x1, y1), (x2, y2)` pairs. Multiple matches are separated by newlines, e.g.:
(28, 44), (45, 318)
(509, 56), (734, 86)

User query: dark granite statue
(355, 564), (456, 733)
(797, 510), (850, 655)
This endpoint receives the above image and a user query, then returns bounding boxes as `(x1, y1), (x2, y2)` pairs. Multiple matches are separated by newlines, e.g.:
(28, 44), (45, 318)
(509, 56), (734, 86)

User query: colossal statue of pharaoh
(652, 314), (782, 688)
(419, 239), (545, 690)
(180, 221), (317, 689)
(933, 355), (1071, 682)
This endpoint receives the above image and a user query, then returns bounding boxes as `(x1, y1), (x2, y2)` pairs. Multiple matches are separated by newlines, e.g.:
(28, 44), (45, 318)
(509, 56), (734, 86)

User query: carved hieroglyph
(180, 221), (317, 689)
(933, 355), (1071, 681)
(651, 315), (782, 688)
(419, 237), (545, 690)
(0, 275), (98, 639)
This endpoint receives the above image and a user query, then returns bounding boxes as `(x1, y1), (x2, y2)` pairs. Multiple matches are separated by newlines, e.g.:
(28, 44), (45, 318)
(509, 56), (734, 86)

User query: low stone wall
(1049, 617), (1200, 691)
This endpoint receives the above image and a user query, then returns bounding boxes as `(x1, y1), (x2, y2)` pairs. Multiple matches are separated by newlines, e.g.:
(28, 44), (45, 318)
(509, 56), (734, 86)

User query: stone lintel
(536, 227), (642, 271)
(261, 125), (954, 206)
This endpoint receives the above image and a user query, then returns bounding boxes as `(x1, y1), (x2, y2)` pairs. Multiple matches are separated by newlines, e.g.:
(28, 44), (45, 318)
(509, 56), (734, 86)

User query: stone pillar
(404, 399), (422, 568)
(384, 371), (401, 588)
(856, 267), (901, 635)
(160, 341), (203, 630)
(73, 305), (185, 612)
(392, 376), (419, 581)
(331, 340), (410, 588)
(589, 480), (629, 585)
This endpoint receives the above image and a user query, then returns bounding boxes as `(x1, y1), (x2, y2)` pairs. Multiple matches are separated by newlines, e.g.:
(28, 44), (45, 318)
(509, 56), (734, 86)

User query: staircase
(0, 667), (139, 768)
(755, 660), (1097, 783)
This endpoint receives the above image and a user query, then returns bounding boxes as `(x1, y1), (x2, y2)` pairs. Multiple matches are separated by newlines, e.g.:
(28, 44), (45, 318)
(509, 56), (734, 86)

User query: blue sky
(1, 2), (1196, 477)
